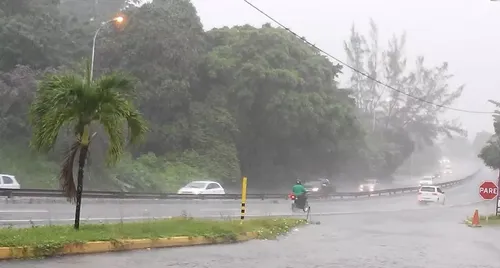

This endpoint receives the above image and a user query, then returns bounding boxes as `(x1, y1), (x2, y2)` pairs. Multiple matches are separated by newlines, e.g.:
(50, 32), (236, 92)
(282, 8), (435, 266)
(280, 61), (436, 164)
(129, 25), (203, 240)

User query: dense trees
(0, 0), (76, 71)
(344, 20), (465, 177)
(200, 24), (363, 186)
(0, 1), (470, 191)
(479, 101), (500, 170)
(473, 131), (493, 155)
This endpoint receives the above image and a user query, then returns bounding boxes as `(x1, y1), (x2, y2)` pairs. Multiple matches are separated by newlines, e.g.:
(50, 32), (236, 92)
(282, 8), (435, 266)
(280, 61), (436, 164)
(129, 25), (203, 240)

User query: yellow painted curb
(0, 232), (258, 260)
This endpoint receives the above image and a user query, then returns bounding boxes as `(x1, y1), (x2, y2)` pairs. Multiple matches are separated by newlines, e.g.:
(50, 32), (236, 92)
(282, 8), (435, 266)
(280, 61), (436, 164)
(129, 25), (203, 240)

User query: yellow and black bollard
(240, 176), (247, 223)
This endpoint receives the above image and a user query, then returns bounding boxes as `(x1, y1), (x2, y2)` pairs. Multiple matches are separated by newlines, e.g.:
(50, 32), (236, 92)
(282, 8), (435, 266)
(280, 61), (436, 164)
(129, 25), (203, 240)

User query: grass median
(466, 214), (500, 225)
(0, 217), (306, 258)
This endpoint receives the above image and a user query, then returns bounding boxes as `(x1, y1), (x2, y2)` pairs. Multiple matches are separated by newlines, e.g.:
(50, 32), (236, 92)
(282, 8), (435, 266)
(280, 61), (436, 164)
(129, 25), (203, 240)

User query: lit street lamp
(90, 16), (124, 82)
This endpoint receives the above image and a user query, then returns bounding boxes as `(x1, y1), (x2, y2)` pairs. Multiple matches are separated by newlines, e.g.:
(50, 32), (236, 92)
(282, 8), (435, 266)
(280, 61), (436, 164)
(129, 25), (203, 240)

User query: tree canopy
(344, 19), (465, 177)
(0, 1), (470, 191)
(478, 100), (500, 170)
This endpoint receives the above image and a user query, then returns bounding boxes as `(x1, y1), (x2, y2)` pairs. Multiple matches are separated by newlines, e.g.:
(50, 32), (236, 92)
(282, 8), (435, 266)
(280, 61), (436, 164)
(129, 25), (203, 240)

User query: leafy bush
(479, 137), (500, 170)
(0, 144), (58, 188)
(108, 152), (207, 192)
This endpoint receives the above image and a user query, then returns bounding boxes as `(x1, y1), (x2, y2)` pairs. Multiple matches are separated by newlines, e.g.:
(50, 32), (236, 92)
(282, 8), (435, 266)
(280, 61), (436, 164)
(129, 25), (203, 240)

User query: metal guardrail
(0, 170), (480, 201)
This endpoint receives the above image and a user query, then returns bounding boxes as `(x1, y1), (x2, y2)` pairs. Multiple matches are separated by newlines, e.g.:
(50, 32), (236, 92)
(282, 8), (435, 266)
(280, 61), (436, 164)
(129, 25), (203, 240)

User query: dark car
(304, 179), (336, 196)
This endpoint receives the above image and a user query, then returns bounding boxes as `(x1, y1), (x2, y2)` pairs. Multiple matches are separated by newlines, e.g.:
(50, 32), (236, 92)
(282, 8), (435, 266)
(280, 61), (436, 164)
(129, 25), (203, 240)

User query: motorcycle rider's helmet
(296, 179), (302, 185)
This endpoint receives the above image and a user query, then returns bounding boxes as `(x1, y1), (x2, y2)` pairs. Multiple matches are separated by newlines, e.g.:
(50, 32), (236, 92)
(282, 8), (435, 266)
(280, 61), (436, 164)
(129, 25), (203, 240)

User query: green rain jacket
(292, 184), (306, 196)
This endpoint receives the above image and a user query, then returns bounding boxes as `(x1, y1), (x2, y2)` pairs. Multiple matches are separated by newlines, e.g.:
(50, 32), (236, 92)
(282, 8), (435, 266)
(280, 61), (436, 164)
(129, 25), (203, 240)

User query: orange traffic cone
(470, 209), (481, 227)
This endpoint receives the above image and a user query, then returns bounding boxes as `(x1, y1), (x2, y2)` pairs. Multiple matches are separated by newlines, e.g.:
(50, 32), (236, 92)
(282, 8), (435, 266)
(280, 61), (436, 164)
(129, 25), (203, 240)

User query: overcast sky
(150, 0), (500, 137)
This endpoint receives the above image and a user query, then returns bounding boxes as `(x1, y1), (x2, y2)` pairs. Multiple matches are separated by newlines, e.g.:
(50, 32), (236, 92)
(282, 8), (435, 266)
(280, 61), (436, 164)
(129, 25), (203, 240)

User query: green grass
(0, 217), (306, 250)
(466, 214), (500, 225)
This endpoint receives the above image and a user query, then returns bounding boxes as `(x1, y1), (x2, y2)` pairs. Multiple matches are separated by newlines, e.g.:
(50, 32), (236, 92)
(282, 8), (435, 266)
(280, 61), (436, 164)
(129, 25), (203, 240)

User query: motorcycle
(289, 193), (310, 212)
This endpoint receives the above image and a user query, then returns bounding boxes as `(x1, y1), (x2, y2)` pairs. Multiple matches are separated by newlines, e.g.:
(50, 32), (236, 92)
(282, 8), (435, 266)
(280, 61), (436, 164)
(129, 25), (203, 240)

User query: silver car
(359, 179), (378, 192)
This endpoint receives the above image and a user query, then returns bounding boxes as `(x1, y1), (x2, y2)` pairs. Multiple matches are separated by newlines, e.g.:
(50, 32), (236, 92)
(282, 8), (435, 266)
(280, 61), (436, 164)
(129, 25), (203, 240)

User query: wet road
(2, 162), (473, 207)
(2, 168), (497, 267)
(0, 167), (478, 226)
(0, 174), (477, 225)
(8, 206), (498, 268)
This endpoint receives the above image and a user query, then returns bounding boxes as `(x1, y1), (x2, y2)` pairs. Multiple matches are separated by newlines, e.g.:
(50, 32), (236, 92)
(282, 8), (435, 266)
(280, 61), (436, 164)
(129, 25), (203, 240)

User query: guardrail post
(496, 170), (500, 216)
(8, 169), (479, 202)
(240, 177), (247, 223)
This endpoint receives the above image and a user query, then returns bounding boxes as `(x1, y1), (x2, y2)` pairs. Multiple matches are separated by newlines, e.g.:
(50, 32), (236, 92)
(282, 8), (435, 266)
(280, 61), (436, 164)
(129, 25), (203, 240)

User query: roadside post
(497, 171), (500, 216)
(240, 177), (247, 223)
(479, 180), (498, 215)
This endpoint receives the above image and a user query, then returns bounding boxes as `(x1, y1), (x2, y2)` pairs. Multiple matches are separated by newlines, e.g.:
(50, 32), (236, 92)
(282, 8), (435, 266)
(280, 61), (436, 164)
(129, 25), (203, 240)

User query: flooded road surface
(2, 168), (498, 268)
(4, 204), (500, 268)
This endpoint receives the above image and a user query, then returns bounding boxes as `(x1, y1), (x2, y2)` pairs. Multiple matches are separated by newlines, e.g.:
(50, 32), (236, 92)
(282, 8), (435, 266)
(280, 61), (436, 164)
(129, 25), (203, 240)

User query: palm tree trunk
(74, 145), (89, 230)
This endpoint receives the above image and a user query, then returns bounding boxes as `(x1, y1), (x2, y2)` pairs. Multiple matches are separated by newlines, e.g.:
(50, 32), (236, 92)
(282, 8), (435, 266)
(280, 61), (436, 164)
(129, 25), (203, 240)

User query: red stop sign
(479, 181), (498, 200)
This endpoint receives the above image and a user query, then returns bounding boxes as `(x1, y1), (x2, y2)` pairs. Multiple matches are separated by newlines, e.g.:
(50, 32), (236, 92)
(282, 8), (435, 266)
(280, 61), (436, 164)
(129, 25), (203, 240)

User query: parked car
(0, 174), (20, 189)
(177, 180), (225, 195)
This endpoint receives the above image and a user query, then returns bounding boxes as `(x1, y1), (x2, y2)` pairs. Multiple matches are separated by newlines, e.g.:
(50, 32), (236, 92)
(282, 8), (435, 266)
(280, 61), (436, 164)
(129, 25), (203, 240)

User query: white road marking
(200, 208), (241, 212)
(0, 210), (49, 213)
(0, 208), (444, 224)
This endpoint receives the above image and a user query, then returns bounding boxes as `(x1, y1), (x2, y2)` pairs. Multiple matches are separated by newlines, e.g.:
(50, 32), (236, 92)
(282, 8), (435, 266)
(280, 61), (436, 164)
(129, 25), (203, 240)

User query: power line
(242, 0), (494, 114)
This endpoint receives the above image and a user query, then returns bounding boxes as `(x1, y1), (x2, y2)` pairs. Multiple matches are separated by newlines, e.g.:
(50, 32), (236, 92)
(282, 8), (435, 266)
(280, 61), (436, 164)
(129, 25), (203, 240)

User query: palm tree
(29, 60), (148, 229)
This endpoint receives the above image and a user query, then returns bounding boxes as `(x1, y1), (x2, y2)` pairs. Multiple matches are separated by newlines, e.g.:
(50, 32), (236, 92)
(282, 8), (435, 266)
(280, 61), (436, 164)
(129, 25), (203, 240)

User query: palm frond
(126, 109), (148, 144)
(60, 141), (79, 203)
(97, 99), (148, 165)
(99, 113), (125, 166)
(29, 73), (86, 152)
(94, 72), (137, 96)
(91, 73), (148, 165)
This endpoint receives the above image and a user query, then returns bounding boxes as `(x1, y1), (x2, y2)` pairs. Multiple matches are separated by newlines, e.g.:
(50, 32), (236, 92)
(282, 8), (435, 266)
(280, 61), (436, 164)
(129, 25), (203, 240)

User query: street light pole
(90, 16), (123, 82)
(372, 109), (376, 132)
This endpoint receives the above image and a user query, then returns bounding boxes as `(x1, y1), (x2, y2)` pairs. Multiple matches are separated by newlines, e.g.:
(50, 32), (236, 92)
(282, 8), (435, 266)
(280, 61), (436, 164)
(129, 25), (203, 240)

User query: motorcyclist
(319, 178), (332, 196)
(292, 179), (307, 209)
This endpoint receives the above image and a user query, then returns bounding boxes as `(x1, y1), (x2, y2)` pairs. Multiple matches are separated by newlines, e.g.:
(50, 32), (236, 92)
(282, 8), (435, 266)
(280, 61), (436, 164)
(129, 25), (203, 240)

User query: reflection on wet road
(2, 168), (498, 268)
(5, 205), (500, 268)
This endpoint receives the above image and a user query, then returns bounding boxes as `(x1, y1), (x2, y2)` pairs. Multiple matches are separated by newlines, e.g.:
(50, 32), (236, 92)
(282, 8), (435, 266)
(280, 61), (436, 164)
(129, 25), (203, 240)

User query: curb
(0, 232), (259, 260)
(464, 219), (481, 228)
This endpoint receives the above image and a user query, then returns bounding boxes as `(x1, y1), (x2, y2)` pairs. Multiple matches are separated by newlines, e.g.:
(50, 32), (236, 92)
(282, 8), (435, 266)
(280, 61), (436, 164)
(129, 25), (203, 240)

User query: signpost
(497, 171), (500, 216)
(479, 181), (498, 200)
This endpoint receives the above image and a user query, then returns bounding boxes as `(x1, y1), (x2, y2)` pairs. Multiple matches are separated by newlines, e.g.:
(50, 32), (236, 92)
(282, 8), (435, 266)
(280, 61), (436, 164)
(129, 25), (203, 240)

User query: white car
(177, 180), (225, 195)
(0, 174), (20, 189)
(443, 167), (453, 174)
(359, 179), (378, 192)
(419, 176), (434, 186)
(418, 185), (445, 204)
